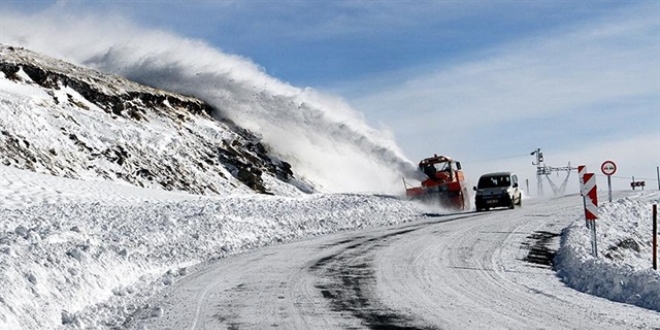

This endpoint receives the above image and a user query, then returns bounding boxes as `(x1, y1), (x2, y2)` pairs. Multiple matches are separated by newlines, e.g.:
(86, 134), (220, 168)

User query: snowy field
(0, 165), (427, 329)
(1, 164), (659, 329)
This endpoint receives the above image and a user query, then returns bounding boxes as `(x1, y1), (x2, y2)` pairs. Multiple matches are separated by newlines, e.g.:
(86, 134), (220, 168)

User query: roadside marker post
(654, 204), (657, 271)
(583, 173), (598, 257)
(600, 160), (616, 202)
(578, 165), (589, 228)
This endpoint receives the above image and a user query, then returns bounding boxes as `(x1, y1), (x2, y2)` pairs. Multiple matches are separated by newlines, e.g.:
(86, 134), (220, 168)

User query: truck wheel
(457, 192), (465, 211)
(461, 188), (470, 211)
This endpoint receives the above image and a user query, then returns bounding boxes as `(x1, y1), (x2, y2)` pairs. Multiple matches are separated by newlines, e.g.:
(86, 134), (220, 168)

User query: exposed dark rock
(0, 63), (21, 81)
(608, 238), (641, 253)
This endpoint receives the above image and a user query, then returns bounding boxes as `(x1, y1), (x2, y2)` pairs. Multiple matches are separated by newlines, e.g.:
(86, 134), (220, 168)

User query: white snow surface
(555, 191), (660, 311)
(0, 165), (427, 329)
(0, 38), (659, 330)
(2, 164), (660, 329)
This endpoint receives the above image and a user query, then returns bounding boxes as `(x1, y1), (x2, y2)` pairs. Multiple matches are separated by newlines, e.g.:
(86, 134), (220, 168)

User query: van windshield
(477, 175), (510, 188)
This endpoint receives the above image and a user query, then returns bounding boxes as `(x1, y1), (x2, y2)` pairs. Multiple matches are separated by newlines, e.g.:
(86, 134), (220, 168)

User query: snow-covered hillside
(0, 44), (310, 197)
(0, 28), (420, 194)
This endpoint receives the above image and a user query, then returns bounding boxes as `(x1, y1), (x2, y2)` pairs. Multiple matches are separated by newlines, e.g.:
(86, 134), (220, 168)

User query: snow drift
(555, 192), (660, 312)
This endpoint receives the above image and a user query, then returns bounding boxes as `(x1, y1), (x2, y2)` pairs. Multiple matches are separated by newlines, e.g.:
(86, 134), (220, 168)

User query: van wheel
(509, 199), (515, 209)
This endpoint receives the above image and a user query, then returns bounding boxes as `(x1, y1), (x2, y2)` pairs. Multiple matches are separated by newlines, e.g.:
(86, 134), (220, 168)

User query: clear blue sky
(2, 1), (659, 193)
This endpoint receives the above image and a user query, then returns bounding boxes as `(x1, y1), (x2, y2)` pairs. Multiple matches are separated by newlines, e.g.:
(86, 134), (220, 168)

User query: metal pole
(578, 165), (588, 228)
(632, 176), (635, 190)
(591, 220), (598, 258)
(526, 179), (529, 197)
(653, 204), (657, 269)
(607, 175), (612, 202)
(656, 166), (659, 190)
(583, 196), (590, 229)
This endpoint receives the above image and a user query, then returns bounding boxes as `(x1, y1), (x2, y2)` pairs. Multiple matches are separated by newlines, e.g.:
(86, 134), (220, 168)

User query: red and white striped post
(578, 165), (587, 196)
(578, 165), (589, 228)
(583, 172), (598, 257)
(584, 173), (598, 220)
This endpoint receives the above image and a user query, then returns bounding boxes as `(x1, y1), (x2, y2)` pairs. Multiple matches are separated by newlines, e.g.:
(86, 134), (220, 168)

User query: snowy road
(130, 195), (660, 330)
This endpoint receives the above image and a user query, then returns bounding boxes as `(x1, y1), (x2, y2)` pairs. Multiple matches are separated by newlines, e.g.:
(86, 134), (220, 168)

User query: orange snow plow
(404, 154), (470, 210)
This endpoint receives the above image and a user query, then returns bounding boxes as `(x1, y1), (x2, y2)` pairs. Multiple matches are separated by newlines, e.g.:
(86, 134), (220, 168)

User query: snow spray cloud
(0, 10), (420, 194)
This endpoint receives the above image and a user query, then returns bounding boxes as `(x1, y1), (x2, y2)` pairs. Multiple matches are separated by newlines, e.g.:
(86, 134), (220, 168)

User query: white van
(473, 172), (522, 211)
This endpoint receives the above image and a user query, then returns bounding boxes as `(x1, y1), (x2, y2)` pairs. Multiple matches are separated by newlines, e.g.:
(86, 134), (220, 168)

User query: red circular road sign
(601, 160), (617, 176)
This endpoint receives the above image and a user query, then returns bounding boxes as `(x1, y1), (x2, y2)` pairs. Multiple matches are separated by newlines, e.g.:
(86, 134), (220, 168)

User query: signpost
(583, 172), (598, 257)
(653, 204), (657, 270)
(578, 165), (589, 228)
(601, 160), (616, 202)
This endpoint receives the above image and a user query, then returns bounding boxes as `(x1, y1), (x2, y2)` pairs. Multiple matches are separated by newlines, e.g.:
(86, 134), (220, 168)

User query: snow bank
(0, 165), (425, 329)
(555, 192), (660, 311)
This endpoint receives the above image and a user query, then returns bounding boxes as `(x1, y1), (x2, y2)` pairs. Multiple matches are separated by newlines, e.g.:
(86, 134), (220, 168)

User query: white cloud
(345, 2), (659, 184)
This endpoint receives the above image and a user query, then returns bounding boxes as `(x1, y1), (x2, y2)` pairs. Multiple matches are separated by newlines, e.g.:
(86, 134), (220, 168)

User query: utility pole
(526, 179), (529, 196)
(531, 148), (576, 196)
(531, 148), (544, 196)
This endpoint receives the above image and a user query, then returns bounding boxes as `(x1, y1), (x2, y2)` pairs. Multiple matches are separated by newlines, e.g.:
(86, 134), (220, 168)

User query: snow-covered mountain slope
(0, 44), (310, 196)
(1, 20), (421, 194)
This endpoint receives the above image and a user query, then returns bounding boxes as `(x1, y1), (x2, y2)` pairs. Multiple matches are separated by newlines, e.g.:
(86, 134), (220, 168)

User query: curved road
(129, 195), (660, 330)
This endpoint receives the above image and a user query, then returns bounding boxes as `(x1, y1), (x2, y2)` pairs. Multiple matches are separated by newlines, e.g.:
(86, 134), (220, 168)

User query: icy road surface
(129, 195), (660, 330)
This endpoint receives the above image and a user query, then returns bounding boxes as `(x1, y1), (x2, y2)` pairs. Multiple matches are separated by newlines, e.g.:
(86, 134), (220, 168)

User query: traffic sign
(583, 172), (599, 258)
(601, 160), (617, 176)
(583, 173), (598, 220)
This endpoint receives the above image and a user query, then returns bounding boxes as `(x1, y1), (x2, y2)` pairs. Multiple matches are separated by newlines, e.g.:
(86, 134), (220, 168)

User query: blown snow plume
(0, 10), (419, 194)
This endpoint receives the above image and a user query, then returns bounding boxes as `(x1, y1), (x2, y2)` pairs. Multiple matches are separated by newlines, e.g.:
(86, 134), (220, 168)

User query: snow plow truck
(404, 154), (470, 210)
